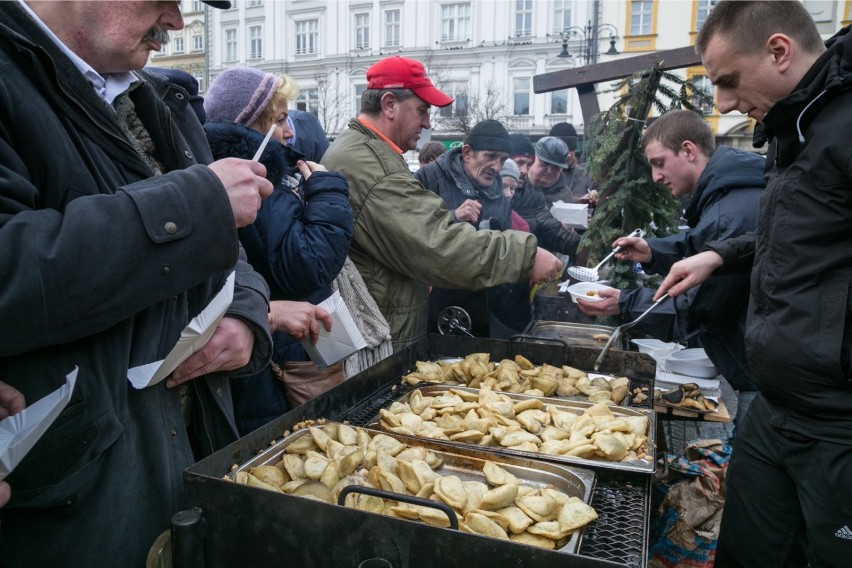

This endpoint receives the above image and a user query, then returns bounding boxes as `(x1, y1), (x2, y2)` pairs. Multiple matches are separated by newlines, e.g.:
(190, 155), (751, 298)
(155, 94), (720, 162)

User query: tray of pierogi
(367, 385), (656, 475)
(227, 421), (598, 554)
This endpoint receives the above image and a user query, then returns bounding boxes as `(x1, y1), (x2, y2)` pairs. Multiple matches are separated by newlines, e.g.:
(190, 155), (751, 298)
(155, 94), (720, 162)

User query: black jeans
(716, 394), (852, 567)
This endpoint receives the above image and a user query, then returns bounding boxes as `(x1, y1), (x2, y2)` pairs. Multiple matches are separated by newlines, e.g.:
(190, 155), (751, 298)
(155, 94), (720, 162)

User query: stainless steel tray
(369, 385), (656, 475)
(523, 321), (623, 351)
(230, 422), (597, 555)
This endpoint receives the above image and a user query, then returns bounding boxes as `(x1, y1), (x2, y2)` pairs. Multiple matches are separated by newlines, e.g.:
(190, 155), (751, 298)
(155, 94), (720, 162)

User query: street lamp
(555, 21), (620, 65)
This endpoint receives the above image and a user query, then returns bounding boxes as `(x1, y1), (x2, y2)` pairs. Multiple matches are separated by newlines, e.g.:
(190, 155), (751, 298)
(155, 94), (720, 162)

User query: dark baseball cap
(201, 1), (232, 9)
(535, 136), (569, 169)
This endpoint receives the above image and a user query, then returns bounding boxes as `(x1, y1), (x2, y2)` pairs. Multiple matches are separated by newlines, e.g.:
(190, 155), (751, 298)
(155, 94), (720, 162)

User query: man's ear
(380, 92), (396, 118)
(767, 33), (794, 72)
(461, 145), (473, 161)
(681, 140), (699, 162)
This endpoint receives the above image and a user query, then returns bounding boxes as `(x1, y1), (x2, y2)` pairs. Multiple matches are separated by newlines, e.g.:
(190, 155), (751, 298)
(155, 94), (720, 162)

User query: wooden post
(533, 45), (702, 125)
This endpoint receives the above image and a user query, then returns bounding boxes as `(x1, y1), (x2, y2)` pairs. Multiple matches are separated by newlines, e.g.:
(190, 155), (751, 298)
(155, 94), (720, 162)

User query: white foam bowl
(631, 339), (679, 355)
(665, 348), (717, 378)
(565, 282), (617, 304)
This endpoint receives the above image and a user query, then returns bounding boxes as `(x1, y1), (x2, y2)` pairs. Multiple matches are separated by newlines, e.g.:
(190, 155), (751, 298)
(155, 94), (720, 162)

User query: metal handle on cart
(171, 507), (205, 568)
(337, 485), (459, 530)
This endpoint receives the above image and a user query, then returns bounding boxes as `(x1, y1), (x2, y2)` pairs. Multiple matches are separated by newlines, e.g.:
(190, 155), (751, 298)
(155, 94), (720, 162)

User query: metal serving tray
(183, 336), (651, 568)
(230, 423), (597, 556)
(522, 321), (626, 351)
(368, 385), (656, 475)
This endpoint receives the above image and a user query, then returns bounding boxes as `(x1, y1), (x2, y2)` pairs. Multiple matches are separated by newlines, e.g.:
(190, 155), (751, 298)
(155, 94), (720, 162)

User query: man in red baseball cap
(322, 56), (564, 349)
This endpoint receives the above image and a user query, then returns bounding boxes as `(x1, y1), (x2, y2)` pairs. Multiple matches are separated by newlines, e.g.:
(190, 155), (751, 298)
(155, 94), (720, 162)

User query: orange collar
(357, 117), (403, 154)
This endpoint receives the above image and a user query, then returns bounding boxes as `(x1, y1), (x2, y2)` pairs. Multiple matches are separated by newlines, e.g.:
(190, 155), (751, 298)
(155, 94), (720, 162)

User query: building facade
(153, 0), (852, 149)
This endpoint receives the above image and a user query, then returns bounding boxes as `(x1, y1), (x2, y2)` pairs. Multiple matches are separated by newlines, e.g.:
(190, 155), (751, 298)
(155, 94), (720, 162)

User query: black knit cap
(508, 133), (535, 158)
(549, 122), (578, 151)
(464, 120), (511, 153)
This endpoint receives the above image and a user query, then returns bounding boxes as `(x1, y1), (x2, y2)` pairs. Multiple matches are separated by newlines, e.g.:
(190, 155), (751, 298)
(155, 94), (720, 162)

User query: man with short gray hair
(322, 56), (563, 349)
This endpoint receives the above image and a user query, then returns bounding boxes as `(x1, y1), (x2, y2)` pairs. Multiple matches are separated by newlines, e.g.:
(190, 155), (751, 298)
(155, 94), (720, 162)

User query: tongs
(594, 293), (671, 371)
(566, 228), (645, 282)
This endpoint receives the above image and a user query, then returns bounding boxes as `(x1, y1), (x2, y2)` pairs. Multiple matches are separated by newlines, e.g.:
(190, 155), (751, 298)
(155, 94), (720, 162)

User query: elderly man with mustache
(0, 1), (274, 565)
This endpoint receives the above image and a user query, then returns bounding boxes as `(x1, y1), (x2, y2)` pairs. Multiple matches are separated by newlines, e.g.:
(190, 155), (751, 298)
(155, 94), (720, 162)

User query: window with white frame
(441, 3), (471, 42)
(295, 87), (319, 116)
(439, 85), (468, 118)
(695, 0), (717, 30)
(190, 0), (202, 13)
(514, 0), (532, 38)
(354, 84), (366, 115)
(355, 13), (370, 50)
(295, 20), (319, 55)
(384, 9), (400, 47)
(225, 28), (237, 61)
(553, 0), (572, 33)
(551, 90), (568, 114)
(173, 35), (184, 53)
(193, 33), (203, 51)
(248, 0), (263, 6)
(249, 25), (263, 59)
(630, 0), (653, 35)
(513, 77), (530, 115)
(193, 71), (204, 93)
(690, 75), (714, 114)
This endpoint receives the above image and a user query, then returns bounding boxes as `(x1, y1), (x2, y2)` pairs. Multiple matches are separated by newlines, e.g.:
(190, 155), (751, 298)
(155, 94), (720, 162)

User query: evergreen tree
(578, 65), (707, 291)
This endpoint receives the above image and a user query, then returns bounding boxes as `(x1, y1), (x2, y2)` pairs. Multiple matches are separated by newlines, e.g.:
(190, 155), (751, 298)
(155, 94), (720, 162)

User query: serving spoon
(566, 228), (645, 282)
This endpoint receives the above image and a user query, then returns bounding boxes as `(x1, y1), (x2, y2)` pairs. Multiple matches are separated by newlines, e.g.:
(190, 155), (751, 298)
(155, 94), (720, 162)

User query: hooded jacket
(706, 26), (852, 441)
(322, 119), (538, 350)
(619, 146), (764, 391)
(205, 122), (352, 434)
(0, 3), (272, 565)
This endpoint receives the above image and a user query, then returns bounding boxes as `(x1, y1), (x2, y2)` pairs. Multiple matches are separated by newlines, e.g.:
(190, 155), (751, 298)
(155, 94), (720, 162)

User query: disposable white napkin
(301, 291), (368, 368)
(127, 272), (235, 389)
(0, 368), (78, 480)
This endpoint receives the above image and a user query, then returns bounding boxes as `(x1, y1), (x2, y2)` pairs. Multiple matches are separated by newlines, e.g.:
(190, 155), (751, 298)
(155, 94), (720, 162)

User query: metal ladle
(594, 293), (671, 371)
(566, 228), (645, 282)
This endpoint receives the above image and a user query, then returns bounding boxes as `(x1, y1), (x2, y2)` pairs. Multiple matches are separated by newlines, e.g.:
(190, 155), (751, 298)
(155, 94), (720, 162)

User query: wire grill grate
(578, 476), (649, 567)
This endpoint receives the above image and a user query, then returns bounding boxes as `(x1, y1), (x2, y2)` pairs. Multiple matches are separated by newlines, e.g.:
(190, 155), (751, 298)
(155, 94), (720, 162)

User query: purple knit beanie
(204, 67), (278, 127)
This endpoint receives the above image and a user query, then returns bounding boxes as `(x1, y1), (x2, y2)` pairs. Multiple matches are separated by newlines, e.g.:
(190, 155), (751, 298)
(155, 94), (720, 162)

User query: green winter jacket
(322, 119), (538, 350)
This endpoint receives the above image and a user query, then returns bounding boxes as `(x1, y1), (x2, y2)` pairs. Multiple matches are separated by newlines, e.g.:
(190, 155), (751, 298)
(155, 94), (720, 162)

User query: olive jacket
(0, 4), (272, 566)
(322, 119), (538, 350)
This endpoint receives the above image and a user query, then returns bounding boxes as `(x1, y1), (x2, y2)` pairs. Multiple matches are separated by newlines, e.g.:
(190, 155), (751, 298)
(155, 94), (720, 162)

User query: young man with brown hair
(656, 3), (852, 566)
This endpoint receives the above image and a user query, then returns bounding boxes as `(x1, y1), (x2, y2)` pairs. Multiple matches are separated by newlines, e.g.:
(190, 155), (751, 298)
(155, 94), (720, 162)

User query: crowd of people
(0, 0), (849, 566)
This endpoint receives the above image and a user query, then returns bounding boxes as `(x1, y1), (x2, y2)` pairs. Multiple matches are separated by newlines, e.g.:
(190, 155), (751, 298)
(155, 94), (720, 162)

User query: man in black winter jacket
(0, 2), (274, 566)
(577, 110), (762, 421)
(657, 3), (852, 566)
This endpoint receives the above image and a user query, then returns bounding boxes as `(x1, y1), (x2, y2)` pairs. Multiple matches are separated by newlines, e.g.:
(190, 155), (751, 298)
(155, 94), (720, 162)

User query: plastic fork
(566, 228), (645, 282)
(594, 293), (671, 371)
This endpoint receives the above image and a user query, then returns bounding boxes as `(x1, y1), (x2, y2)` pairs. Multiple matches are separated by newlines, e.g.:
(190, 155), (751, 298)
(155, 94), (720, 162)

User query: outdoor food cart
(176, 335), (658, 568)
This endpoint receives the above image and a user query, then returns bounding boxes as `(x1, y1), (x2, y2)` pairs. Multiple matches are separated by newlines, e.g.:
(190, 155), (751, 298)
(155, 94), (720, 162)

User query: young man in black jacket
(656, 2), (852, 566)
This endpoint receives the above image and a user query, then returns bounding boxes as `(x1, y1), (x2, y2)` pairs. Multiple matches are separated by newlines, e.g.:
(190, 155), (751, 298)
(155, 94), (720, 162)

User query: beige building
(159, 0), (852, 150)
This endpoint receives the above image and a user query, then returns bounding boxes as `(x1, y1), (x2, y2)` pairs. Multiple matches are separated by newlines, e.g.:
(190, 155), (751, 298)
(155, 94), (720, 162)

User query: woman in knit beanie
(205, 66), (299, 145)
(203, 67), (356, 434)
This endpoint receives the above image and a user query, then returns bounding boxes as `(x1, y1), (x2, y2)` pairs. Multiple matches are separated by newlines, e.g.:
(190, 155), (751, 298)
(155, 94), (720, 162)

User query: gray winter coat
(0, 4), (272, 566)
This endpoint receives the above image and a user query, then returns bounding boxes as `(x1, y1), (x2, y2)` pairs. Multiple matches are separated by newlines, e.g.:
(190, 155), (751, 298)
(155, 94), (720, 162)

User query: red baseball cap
(366, 56), (454, 108)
